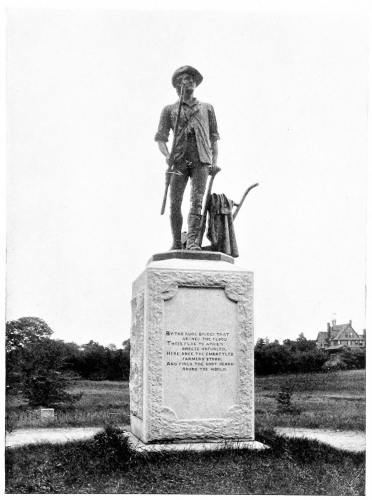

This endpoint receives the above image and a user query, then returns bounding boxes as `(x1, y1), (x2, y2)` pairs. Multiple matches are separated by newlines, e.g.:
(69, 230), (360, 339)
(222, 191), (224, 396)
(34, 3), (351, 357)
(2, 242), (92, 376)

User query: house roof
(316, 322), (364, 345)
(331, 324), (356, 340)
(323, 345), (346, 352)
(316, 331), (329, 343)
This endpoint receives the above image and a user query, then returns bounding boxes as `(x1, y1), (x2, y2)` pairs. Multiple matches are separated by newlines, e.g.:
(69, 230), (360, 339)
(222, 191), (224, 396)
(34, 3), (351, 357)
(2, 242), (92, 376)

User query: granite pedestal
(129, 251), (258, 449)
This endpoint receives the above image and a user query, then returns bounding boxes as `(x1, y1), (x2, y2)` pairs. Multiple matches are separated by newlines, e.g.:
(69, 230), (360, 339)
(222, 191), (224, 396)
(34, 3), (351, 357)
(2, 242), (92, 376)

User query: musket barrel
(160, 84), (185, 215)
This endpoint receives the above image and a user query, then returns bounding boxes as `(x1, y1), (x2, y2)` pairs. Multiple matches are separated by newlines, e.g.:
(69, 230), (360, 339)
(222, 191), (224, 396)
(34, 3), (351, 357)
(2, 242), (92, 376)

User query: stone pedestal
(129, 251), (254, 445)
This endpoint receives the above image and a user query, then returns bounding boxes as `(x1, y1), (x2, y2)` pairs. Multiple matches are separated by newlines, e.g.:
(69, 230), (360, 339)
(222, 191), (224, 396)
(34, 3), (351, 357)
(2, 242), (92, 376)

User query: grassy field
(6, 369), (365, 432)
(6, 380), (130, 430)
(6, 370), (366, 494)
(255, 369), (366, 432)
(5, 427), (365, 494)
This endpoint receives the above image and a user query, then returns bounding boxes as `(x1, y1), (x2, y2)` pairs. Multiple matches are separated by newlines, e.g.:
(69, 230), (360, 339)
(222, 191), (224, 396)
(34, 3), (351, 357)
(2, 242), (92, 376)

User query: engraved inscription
(165, 330), (235, 372)
(163, 287), (238, 420)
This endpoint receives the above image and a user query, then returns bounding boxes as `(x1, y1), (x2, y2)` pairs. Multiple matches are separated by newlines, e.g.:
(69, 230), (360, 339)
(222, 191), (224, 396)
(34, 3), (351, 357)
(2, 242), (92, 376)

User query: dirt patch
(275, 427), (365, 452)
(6, 425), (366, 453)
(5, 426), (130, 448)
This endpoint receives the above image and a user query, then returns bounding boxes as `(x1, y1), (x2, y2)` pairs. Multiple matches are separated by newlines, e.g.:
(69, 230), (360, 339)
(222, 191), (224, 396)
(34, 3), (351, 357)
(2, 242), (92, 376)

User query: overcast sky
(6, 0), (368, 347)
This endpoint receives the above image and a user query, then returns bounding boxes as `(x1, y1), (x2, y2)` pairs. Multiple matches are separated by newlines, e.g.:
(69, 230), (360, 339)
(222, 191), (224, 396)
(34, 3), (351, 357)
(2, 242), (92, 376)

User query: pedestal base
(147, 250), (234, 265)
(126, 432), (268, 453)
(130, 252), (254, 444)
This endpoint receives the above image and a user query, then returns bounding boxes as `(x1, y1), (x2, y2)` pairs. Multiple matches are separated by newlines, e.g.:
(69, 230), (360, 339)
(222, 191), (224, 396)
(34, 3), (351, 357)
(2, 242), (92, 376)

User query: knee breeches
(169, 162), (209, 215)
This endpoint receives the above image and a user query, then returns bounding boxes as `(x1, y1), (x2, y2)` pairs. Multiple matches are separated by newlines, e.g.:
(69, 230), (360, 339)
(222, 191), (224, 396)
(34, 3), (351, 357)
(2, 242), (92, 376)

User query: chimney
(332, 319), (336, 327)
(327, 322), (330, 333)
(349, 320), (352, 326)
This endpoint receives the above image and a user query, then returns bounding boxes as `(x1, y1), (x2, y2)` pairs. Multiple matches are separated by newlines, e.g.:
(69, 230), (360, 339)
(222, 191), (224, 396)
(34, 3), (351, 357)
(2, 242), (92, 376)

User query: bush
(23, 371), (81, 408)
(92, 424), (133, 472)
(340, 348), (365, 370)
(322, 358), (347, 371)
(275, 382), (301, 415)
(321, 348), (366, 372)
(276, 385), (293, 413)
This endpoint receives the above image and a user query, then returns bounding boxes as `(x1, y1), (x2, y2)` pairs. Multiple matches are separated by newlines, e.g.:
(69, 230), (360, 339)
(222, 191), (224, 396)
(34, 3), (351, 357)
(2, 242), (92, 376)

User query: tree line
(254, 333), (365, 376)
(6, 317), (365, 407)
(6, 317), (130, 407)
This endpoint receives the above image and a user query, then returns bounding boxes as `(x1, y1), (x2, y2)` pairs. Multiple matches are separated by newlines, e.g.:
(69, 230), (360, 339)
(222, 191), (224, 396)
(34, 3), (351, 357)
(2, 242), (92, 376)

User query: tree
(254, 342), (292, 376)
(6, 317), (79, 407)
(291, 349), (328, 373)
(70, 340), (130, 381)
(283, 339), (296, 352)
(78, 341), (110, 380)
(255, 335), (327, 376)
(6, 317), (53, 394)
(255, 338), (266, 349)
(121, 340), (130, 381)
(6, 317), (53, 352)
(293, 333), (317, 352)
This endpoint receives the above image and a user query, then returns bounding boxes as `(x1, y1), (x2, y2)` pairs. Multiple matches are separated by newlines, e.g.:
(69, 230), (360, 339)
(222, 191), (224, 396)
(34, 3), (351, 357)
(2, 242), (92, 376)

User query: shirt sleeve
(208, 105), (220, 142)
(154, 106), (172, 142)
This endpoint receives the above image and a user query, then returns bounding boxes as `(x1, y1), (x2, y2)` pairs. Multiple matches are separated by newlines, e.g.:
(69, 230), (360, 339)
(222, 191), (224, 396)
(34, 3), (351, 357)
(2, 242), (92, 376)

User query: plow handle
(232, 183), (259, 221)
(195, 167), (221, 247)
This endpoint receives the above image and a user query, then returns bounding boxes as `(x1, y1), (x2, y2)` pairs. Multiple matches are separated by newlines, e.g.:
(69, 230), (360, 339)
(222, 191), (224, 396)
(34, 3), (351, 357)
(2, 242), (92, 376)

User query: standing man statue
(155, 66), (220, 251)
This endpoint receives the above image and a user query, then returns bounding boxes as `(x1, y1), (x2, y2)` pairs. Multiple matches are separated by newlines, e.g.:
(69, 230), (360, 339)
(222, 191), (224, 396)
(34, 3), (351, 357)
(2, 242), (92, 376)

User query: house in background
(316, 320), (366, 357)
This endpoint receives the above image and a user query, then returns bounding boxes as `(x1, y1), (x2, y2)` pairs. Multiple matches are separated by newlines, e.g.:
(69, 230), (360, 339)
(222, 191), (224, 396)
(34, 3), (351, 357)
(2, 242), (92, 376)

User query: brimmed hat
(171, 66), (203, 88)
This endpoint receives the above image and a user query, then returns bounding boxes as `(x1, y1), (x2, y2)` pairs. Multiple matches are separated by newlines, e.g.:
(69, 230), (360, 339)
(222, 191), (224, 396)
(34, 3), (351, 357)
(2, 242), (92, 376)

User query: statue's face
(176, 73), (196, 94)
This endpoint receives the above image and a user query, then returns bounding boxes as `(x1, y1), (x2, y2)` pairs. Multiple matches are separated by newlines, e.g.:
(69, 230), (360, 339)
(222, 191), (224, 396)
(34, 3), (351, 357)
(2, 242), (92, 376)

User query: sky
(6, 0), (369, 348)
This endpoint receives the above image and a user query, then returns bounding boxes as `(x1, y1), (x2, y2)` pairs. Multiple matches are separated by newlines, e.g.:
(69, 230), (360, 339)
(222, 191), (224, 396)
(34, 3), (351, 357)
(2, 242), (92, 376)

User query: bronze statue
(155, 66), (220, 251)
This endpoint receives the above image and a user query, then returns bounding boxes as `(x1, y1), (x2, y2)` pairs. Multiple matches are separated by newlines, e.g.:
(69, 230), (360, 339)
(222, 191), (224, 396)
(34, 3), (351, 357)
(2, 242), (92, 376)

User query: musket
(232, 183), (259, 221)
(195, 166), (221, 248)
(160, 84), (185, 215)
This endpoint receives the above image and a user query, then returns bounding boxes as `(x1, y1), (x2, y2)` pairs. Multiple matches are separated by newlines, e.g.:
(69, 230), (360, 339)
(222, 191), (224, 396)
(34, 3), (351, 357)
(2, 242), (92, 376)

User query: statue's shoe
(186, 242), (201, 251)
(169, 242), (182, 250)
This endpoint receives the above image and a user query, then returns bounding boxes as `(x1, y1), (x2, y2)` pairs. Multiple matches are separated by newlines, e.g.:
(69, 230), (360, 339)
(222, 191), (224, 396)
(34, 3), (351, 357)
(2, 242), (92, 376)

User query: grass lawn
(6, 369), (365, 432)
(6, 370), (366, 494)
(5, 428), (365, 494)
(255, 369), (366, 432)
(6, 380), (130, 429)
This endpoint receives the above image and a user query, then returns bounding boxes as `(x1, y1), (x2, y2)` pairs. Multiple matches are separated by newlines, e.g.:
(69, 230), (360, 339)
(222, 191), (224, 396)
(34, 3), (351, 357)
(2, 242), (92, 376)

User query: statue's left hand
(209, 164), (221, 176)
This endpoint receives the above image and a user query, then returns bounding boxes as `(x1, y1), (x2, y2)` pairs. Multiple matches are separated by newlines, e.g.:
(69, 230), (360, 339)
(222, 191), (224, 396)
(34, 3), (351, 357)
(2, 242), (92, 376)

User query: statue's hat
(171, 66), (203, 88)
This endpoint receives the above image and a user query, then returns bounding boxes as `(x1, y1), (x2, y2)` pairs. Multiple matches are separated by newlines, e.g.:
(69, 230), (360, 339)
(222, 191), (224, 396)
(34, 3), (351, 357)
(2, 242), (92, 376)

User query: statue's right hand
(166, 156), (172, 167)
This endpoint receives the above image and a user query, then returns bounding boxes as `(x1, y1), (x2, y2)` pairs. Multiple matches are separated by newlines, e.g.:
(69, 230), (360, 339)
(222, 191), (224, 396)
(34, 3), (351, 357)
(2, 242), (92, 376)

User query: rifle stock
(160, 176), (170, 215)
